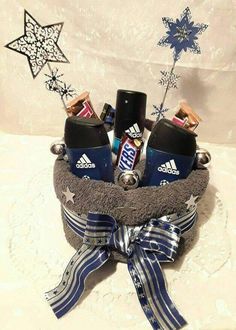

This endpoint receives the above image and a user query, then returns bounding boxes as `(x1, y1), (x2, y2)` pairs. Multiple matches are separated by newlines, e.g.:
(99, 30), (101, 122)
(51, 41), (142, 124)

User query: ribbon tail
(45, 244), (110, 318)
(128, 246), (187, 330)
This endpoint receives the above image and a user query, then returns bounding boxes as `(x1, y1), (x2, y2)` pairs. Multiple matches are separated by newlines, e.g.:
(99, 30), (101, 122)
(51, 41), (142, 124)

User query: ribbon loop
(46, 206), (197, 329)
(138, 219), (181, 262)
(83, 212), (117, 246)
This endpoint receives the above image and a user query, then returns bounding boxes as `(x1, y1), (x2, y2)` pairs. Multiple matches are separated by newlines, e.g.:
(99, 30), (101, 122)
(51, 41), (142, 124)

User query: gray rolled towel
(54, 157), (209, 262)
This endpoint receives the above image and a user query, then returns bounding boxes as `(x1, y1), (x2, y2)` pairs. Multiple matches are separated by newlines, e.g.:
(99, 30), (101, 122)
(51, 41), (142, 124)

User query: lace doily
(8, 167), (229, 329)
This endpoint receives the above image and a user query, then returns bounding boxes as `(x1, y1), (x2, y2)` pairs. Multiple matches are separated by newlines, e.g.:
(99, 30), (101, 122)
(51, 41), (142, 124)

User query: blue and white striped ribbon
(46, 206), (197, 329)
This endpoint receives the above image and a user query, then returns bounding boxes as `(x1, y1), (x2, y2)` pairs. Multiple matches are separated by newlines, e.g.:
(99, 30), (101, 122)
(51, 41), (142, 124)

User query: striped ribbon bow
(46, 206), (197, 330)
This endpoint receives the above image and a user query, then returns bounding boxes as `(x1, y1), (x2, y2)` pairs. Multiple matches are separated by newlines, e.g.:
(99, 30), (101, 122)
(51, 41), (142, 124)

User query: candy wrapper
(66, 91), (98, 118)
(173, 101), (202, 131)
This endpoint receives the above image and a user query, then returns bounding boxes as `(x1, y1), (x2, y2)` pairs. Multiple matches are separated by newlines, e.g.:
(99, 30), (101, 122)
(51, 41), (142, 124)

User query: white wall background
(0, 0), (236, 143)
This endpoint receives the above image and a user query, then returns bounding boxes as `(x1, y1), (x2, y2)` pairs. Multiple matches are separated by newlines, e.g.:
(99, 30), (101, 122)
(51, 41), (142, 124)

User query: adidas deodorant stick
(65, 117), (114, 182)
(113, 89), (146, 154)
(142, 119), (196, 187)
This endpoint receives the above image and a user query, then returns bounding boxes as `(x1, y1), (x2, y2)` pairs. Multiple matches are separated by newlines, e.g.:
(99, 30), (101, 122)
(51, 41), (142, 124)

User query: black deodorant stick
(112, 89), (146, 153)
(142, 119), (197, 186)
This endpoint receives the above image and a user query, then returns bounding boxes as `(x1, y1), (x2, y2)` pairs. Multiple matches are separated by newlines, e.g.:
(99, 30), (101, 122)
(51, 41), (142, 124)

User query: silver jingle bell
(117, 170), (141, 190)
(50, 139), (66, 155)
(195, 148), (211, 167)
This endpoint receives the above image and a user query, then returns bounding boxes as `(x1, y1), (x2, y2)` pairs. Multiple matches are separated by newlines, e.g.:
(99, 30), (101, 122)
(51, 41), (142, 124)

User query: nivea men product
(113, 89), (146, 154)
(64, 117), (114, 182)
(142, 119), (196, 187)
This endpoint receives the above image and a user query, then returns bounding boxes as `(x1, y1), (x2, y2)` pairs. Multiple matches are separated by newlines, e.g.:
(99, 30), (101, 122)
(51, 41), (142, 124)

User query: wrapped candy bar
(172, 101), (202, 131)
(66, 91), (99, 118)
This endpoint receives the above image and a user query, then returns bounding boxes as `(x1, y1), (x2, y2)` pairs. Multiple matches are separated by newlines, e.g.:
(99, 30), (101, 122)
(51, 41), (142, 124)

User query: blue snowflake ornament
(158, 7), (208, 61)
(159, 70), (180, 89)
(151, 104), (169, 121)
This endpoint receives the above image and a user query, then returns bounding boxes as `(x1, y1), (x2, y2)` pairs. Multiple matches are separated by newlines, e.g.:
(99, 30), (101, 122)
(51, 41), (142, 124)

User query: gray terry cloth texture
(54, 158), (209, 262)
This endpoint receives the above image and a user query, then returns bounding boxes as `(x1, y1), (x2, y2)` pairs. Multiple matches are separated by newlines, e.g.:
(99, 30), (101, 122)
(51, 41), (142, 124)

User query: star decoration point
(129, 269), (137, 278)
(149, 316), (156, 324)
(62, 187), (75, 204)
(185, 194), (198, 210)
(138, 293), (145, 299)
(143, 304), (151, 312)
(5, 10), (69, 78)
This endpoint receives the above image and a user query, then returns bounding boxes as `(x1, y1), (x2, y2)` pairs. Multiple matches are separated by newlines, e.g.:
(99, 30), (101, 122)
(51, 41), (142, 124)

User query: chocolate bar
(66, 91), (98, 119)
(172, 101), (202, 131)
(116, 133), (143, 171)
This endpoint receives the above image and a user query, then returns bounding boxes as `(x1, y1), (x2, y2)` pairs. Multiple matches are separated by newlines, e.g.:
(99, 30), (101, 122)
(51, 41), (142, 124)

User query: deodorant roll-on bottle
(113, 89), (147, 154)
(65, 117), (114, 182)
(142, 119), (197, 187)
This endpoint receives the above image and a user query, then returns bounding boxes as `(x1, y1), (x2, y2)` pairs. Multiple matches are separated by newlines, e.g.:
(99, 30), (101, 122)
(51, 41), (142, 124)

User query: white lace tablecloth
(0, 132), (236, 330)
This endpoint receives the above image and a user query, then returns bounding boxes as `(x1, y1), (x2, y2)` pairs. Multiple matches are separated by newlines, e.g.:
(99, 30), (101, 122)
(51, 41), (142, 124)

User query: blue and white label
(142, 147), (195, 187)
(76, 154), (96, 169)
(125, 123), (142, 139)
(157, 159), (179, 175)
(118, 141), (136, 171)
(66, 145), (114, 182)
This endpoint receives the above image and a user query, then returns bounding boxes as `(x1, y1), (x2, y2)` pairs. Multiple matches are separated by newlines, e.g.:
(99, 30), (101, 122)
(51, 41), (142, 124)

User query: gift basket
(45, 89), (209, 330)
(5, 7), (210, 330)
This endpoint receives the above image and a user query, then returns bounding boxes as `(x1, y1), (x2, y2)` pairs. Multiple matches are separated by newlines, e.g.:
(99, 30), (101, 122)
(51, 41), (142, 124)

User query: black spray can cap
(114, 89), (147, 139)
(65, 117), (110, 148)
(148, 119), (197, 157)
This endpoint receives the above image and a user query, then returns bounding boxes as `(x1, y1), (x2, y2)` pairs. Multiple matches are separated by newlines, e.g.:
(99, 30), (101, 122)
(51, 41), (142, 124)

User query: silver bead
(50, 139), (66, 155)
(195, 148), (211, 167)
(117, 170), (141, 190)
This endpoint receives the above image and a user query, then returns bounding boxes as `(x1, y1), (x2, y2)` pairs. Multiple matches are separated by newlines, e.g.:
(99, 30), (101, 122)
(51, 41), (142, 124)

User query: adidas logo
(125, 123), (142, 138)
(76, 154), (96, 169)
(158, 159), (179, 175)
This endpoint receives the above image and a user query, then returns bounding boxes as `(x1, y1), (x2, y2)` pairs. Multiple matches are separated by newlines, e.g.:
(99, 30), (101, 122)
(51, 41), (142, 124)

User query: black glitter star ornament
(5, 10), (69, 78)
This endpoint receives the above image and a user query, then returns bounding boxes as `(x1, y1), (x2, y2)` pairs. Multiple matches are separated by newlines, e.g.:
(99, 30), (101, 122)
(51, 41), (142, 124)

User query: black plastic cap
(148, 119), (197, 157)
(65, 117), (110, 148)
(114, 89), (147, 139)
